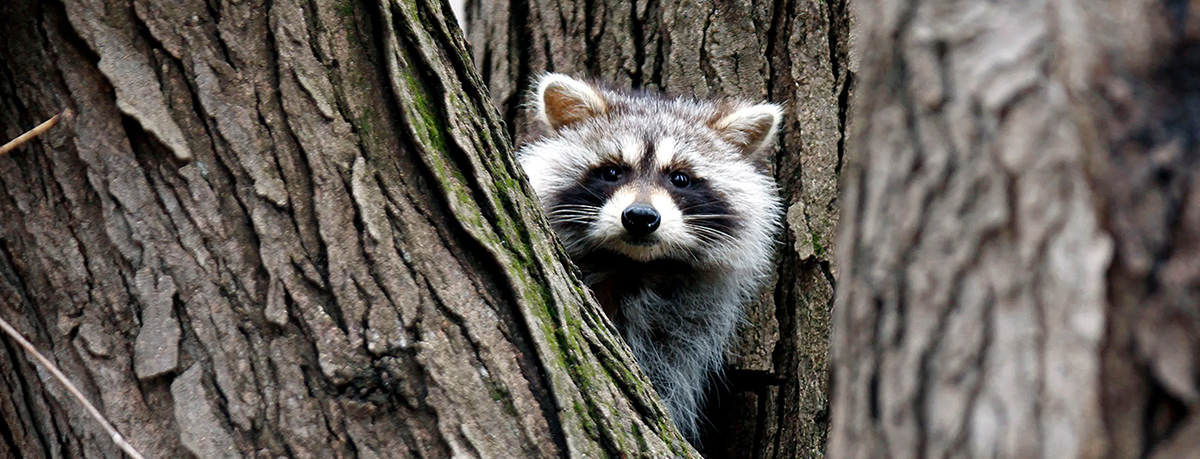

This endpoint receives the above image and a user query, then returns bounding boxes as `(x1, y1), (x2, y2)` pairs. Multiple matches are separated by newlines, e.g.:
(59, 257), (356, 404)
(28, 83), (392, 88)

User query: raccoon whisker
(674, 204), (709, 213)
(690, 226), (736, 244)
(547, 213), (598, 221)
(575, 185), (611, 202)
(688, 226), (736, 244)
(689, 224), (733, 236)
(682, 215), (734, 221)
(548, 210), (598, 217)
(695, 236), (733, 247)
(550, 203), (602, 210)
(691, 236), (724, 247)
(549, 219), (596, 226)
(548, 206), (599, 212)
(685, 219), (736, 234)
(561, 238), (604, 256)
(552, 222), (596, 228)
(547, 207), (599, 214)
(548, 208), (601, 215)
(676, 202), (729, 213)
(550, 212), (599, 217)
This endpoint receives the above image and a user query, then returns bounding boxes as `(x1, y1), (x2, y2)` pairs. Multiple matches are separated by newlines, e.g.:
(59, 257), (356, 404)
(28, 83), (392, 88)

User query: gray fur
(517, 73), (783, 439)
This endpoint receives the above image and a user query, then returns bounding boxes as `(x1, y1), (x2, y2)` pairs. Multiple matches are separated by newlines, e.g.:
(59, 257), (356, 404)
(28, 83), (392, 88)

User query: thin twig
(0, 315), (147, 459)
(0, 110), (70, 156)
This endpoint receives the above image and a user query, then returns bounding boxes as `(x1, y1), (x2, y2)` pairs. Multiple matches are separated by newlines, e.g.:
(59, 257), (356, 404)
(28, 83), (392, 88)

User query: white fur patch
(620, 135), (642, 166)
(649, 189), (687, 247)
(654, 137), (677, 170)
(594, 187), (636, 241)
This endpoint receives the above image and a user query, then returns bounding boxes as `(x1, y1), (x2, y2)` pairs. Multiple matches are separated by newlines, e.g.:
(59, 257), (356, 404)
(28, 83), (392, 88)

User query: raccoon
(517, 73), (784, 439)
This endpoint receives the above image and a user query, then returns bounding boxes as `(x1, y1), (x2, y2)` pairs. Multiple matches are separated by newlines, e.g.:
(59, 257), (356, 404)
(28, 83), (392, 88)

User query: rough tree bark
(0, 0), (699, 457)
(465, 0), (851, 457)
(833, 0), (1200, 457)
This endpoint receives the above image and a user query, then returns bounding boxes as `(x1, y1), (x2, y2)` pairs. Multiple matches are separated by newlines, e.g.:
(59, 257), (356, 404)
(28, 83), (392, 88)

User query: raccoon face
(544, 135), (739, 263)
(518, 74), (782, 267)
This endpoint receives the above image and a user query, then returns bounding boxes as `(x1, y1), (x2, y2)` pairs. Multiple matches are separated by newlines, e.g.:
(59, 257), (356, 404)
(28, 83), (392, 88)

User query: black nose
(621, 205), (661, 235)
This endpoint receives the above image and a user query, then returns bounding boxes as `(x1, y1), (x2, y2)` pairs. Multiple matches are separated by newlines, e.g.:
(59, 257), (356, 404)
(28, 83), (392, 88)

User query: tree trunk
(0, 0), (697, 457)
(465, 0), (851, 457)
(833, 0), (1200, 457)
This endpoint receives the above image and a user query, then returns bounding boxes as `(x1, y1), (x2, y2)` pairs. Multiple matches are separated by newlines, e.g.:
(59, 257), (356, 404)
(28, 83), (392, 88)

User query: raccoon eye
(670, 171), (691, 188)
(600, 166), (622, 182)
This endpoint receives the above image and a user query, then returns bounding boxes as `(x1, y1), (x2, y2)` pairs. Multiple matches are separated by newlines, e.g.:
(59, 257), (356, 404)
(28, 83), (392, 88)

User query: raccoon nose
(621, 205), (661, 235)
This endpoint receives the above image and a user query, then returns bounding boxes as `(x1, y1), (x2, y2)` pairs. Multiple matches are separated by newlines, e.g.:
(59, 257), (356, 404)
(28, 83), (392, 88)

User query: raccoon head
(518, 73), (783, 269)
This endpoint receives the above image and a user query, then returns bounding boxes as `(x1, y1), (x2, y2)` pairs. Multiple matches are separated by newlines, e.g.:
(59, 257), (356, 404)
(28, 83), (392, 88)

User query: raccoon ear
(709, 103), (783, 155)
(533, 73), (608, 131)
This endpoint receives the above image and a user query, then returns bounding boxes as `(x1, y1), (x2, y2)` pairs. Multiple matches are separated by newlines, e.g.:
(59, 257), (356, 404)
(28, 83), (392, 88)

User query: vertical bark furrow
(0, 271), (59, 459)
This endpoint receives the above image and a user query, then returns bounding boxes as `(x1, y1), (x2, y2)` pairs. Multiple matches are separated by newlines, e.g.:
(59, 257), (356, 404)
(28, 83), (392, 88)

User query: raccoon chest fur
(516, 73), (784, 440)
(585, 265), (738, 346)
(579, 255), (707, 320)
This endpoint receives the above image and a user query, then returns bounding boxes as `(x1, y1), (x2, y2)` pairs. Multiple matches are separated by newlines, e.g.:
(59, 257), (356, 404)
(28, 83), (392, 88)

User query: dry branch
(0, 315), (146, 459)
(0, 110), (69, 156)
